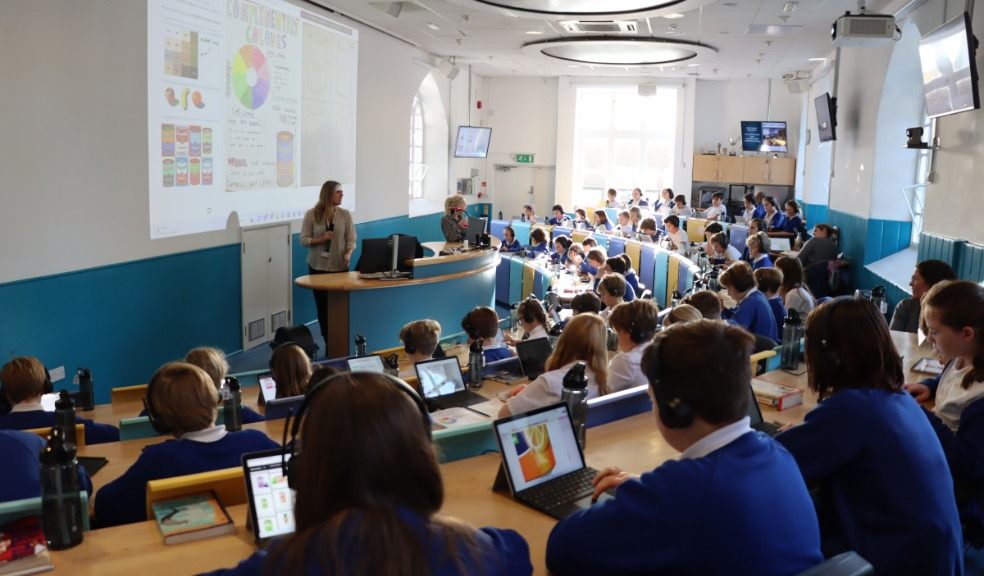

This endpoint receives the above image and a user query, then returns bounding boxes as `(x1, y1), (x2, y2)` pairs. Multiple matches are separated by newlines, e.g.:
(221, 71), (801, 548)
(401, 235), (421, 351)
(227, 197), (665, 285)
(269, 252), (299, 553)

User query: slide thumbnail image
(164, 28), (199, 79)
(161, 123), (213, 188)
(512, 423), (556, 482)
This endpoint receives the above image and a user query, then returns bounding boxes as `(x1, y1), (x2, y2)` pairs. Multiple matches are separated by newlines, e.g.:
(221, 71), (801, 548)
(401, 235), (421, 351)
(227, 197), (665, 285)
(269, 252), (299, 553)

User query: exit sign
(515, 153), (534, 163)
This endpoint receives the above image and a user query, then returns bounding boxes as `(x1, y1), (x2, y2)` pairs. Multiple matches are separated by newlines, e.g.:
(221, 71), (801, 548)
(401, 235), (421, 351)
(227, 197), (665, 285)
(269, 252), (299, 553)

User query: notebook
(346, 354), (385, 373)
(516, 337), (552, 379)
(493, 403), (613, 519)
(414, 357), (486, 412)
(242, 449), (296, 547)
(747, 384), (782, 436)
(257, 373), (278, 403)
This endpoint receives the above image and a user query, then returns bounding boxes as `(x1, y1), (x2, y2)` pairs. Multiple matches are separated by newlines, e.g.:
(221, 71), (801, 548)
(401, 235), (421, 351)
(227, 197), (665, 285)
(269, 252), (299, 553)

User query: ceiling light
(663, 13), (684, 19)
(808, 57), (826, 61)
(723, 1), (737, 5)
(522, 36), (717, 66)
(526, 30), (544, 35)
(427, 23), (441, 30)
(472, 0), (714, 17)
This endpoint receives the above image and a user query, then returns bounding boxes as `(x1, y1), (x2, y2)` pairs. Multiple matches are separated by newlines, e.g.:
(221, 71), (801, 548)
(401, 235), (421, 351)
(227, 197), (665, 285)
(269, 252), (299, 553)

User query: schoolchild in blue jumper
(205, 372), (532, 576)
(593, 209), (613, 232)
(719, 261), (779, 342)
(752, 191), (767, 220)
(762, 196), (787, 231)
(572, 208), (591, 231)
(547, 320), (822, 575)
(777, 297), (964, 575)
(461, 306), (514, 363)
(547, 204), (571, 227)
(905, 281), (984, 553)
(551, 235), (572, 265)
(754, 267), (786, 338)
(0, 357), (119, 444)
(0, 429), (92, 502)
(741, 218), (767, 263)
(499, 225), (523, 253)
(606, 254), (641, 299)
(527, 227), (549, 255)
(94, 362), (279, 527)
(746, 232), (774, 270)
(782, 199), (808, 237)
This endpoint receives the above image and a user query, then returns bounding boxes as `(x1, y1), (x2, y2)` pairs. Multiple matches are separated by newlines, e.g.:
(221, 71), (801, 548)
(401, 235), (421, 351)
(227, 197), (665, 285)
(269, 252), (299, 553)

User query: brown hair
(785, 199), (801, 214)
(148, 362), (219, 436)
(673, 194), (687, 206)
(607, 188), (617, 198)
(684, 291), (723, 320)
(184, 347), (229, 390)
(916, 259), (957, 287)
(641, 320), (754, 424)
(582, 237), (598, 248)
(804, 297), (903, 400)
(271, 343), (313, 400)
(571, 292), (602, 314)
(399, 320), (442, 357)
(272, 373), (479, 575)
(709, 231), (729, 252)
(0, 357), (46, 403)
(593, 210), (609, 226)
(546, 314), (609, 394)
(314, 180), (341, 223)
(462, 306), (499, 340)
(664, 304), (703, 326)
(609, 300), (659, 343)
(599, 273), (627, 299)
(586, 247), (607, 266)
(663, 215), (680, 229)
(517, 299), (548, 327)
(530, 228), (547, 245)
(753, 267), (783, 295)
(719, 261), (755, 293)
(775, 255), (806, 295)
(640, 217), (657, 232)
(923, 280), (984, 390)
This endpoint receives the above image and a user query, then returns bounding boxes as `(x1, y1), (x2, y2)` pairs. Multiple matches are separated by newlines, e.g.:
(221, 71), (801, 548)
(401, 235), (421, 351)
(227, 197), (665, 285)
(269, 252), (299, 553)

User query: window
(571, 85), (681, 207)
(408, 94), (426, 200)
(907, 113), (932, 244)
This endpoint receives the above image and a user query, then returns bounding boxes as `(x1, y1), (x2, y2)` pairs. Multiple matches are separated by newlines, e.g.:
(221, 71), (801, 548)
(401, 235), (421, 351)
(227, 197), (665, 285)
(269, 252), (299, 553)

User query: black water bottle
(498, 210), (503, 220)
(223, 377), (243, 432)
(468, 340), (484, 389)
(561, 362), (589, 450)
(354, 334), (368, 357)
(76, 368), (94, 411)
(54, 391), (76, 447)
(40, 427), (84, 550)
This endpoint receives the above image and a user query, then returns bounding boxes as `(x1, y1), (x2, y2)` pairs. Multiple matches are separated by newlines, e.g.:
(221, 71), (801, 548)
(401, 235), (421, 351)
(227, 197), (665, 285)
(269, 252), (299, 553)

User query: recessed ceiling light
(427, 23), (441, 31)
(522, 36), (717, 66)
(663, 13), (685, 19)
(687, 63), (699, 67)
(808, 57), (826, 62)
(473, 0), (713, 17)
(719, 30), (730, 35)
(526, 30), (544, 35)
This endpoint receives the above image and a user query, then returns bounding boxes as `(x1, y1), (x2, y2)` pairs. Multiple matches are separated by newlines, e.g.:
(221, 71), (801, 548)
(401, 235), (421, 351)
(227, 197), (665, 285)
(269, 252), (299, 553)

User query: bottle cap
(562, 361), (588, 390)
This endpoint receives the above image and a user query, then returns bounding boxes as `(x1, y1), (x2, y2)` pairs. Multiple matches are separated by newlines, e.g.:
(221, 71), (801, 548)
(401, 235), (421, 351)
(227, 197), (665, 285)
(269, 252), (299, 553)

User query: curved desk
(296, 241), (499, 358)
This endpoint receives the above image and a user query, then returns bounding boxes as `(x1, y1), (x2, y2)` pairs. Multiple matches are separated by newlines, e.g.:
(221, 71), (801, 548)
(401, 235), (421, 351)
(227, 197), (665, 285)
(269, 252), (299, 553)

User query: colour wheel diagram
(231, 45), (270, 110)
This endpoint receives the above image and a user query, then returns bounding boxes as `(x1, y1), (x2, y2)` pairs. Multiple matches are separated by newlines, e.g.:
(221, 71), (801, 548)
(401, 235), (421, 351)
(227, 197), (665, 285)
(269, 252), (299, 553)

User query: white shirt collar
(527, 325), (549, 340)
(753, 253), (768, 263)
(10, 401), (44, 413)
(681, 417), (752, 460)
(179, 425), (229, 443)
(738, 287), (760, 303)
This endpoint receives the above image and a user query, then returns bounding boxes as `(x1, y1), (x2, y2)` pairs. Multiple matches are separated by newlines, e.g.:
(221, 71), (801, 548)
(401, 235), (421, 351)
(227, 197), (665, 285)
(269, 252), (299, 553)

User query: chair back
(433, 422), (498, 463)
(111, 384), (148, 404)
(794, 552), (874, 576)
(119, 416), (160, 441)
(264, 394), (305, 420)
(24, 423), (86, 449)
(145, 467), (245, 519)
(0, 493), (91, 531)
(587, 385), (652, 428)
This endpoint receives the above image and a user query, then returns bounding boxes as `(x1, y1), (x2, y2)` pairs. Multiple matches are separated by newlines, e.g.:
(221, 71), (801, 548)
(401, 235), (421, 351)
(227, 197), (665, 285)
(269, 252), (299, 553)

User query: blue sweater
(726, 289), (778, 342)
(204, 508), (532, 576)
(546, 432), (822, 575)
(0, 409), (119, 445)
(579, 261), (597, 276)
(766, 211), (786, 230)
(767, 296), (786, 339)
(753, 204), (766, 219)
(484, 346), (514, 363)
(94, 429), (279, 527)
(0, 429), (92, 502)
(777, 389), (963, 575)
(751, 254), (774, 270)
(624, 270), (641, 297)
(528, 242), (548, 255)
(783, 214), (806, 235)
(500, 239), (523, 253)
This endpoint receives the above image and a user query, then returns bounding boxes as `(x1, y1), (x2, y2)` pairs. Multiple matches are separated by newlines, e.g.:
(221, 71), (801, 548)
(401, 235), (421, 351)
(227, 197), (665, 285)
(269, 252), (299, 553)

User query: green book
(151, 491), (235, 545)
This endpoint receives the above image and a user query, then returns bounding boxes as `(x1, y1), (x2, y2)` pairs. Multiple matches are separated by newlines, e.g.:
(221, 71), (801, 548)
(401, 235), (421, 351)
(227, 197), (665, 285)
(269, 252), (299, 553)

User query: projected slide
(148, 0), (358, 239)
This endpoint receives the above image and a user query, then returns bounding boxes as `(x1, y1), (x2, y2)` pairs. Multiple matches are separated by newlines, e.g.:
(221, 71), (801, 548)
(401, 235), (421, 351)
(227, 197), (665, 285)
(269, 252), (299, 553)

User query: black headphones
(281, 372), (430, 489)
(461, 310), (479, 340)
(404, 341), (417, 355)
(649, 338), (694, 429)
(520, 296), (538, 324)
(143, 377), (170, 435)
(628, 314), (653, 344)
(817, 295), (853, 372)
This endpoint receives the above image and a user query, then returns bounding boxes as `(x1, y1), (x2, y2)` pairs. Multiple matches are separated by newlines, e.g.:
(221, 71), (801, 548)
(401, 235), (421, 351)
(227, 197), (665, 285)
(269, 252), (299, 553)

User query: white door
(241, 224), (292, 351)
(492, 165), (556, 220)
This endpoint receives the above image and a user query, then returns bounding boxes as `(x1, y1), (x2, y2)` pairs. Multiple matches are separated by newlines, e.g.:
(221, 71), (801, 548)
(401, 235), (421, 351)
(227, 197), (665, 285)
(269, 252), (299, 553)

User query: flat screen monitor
(741, 121), (788, 153)
(815, 93), (837, 142)
(919, 12), (980, 119)
(465, 217), (487, 245)
(454, 126), (492, 158)
(356, 236), (418, 274)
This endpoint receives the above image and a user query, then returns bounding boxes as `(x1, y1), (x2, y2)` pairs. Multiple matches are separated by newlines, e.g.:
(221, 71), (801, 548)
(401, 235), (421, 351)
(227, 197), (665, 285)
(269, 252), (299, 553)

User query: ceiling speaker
(439, 60), (461, 80)
(787, 78), (809, 94)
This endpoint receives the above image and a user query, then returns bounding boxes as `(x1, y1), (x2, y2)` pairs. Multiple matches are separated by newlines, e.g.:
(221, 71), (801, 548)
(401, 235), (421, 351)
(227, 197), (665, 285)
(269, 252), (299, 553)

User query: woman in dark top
(440, 195), (469, 242)
(796, 224), (839, 270)
(889, 259), (957, 333)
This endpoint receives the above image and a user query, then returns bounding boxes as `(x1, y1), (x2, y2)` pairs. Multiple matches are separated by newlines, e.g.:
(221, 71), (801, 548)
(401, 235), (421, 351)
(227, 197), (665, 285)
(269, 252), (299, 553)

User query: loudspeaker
(439, 60), (460, 80)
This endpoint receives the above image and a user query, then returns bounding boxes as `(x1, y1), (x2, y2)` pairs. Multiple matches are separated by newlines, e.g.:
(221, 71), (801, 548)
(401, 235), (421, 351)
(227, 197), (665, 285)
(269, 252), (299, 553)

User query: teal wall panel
(959, 243), (984, 283)
(917, 232), (963, 267)
(802, 203), (829, 227)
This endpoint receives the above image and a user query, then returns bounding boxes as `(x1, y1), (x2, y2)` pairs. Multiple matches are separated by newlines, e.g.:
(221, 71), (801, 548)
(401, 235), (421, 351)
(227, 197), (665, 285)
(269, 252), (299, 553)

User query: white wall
(693, 79), (802, 157)
(801, 58), (835, 208)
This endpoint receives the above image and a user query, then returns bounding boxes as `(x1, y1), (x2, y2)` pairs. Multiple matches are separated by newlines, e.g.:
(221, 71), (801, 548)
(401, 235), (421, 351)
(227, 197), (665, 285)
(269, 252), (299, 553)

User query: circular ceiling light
(523, 37), (716, 67)
(472, 0), (711, 17)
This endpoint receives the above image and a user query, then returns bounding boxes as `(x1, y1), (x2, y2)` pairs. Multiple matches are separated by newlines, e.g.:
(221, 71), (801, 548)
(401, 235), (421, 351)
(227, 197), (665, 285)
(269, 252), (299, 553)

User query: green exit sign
(515, 153), (534, 163)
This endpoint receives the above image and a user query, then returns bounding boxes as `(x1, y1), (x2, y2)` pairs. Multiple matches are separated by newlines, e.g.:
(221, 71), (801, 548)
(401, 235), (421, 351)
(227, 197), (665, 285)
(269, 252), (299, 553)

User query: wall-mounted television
(454, 126), (492, 158)
(741, 121), (788, 153)
(918, 12), (980, 119)
(815, 93), (837, 142)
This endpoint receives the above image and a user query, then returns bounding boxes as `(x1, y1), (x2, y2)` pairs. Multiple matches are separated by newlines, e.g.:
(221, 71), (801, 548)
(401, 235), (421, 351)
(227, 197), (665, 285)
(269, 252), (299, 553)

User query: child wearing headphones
(593, 210), (613, 232)
(546, 320), (822, 575)
(616, 210), (633, 238)
(528, 228), (549, 255)
(499, 225), (523, 253)
(504, 299), (550, 346)
(904, 281), (984, 549)
(262, 343), (313, 406)
(719, 262), (779, 342)
(606, 254), (641, 298)
(607, 300), (659, 392)
(95, 362), (279, 527)
(184, 347), (263, 424)
(774, 256), (815, 318)
(461, 307), (513, 362)
(522, 203), (537, 224)
(753, 267), (786, 338)
(398, 320), (442, 378)
(708, 232), (741, 265)
(638, 217), (660, 242)
(0, 356), (119, 444)
(746, 232), (773, 270)
(573, 208), (590, 230)
(598, 273), (631, 320)
(661, 215), (688, 255)
(551, 235), (572, 265)
(777, 297), (963, 575)
(584, 247), (606, 279)
(548, 204), (571, 227)
(499, 313), (609, 418)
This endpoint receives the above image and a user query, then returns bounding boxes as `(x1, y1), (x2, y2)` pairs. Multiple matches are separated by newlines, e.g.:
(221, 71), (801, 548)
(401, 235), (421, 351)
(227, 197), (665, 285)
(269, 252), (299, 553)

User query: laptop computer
(465, 217), (487, 245)
(414, 357), (487, 412)
(316, 356), (351, 371)
(769, 237), (791, 252)
(346, 354), (385, 373)
(493, 403), (613, 519)
(516, 337), (552, 379)
(747, 384), (782, 436)
(257, 372), (278, 403)
(242, 449), (296, 547)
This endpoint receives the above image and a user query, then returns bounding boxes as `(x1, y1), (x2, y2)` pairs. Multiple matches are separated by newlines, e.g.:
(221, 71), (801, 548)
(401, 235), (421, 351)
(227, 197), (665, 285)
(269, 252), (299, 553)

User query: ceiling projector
(832, 12), (897, 47)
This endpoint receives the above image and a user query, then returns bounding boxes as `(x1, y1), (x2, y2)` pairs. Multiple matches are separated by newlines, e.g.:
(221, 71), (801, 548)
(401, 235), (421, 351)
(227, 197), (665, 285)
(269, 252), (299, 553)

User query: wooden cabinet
(743, 157), (770, 184)
(692, 155), (795, 186)
(693, 155), (719, 181)
(718, 156), (744, 182)
(769, 157), (796, 185)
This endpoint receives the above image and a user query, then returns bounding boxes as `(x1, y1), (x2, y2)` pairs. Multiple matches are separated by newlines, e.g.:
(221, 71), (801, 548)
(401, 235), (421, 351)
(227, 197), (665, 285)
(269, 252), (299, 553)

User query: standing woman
(300, 180), (356, 345)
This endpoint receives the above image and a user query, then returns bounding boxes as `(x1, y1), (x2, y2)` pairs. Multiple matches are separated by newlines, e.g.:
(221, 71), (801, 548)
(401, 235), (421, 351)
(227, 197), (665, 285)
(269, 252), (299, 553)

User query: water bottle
(871, 285), (888, 317)
(561, 362), (589, 450)
(40, 427), (84, 550)
(696, 246), (709, 273)
(671, 290), (682, 308)
(223, 377), (243, 432)
(498, 210), (503, 220)
(76, 368), (94, 411)
(468, 340), (484, 389)
(707, 268), (721, 292)
(354, 334), (368, 357)
(780, 309), (803, 370)
(54, 391), (76, 447)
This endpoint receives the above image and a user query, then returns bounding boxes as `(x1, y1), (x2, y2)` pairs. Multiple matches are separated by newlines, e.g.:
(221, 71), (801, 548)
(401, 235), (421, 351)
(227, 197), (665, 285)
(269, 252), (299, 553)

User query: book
(912, 357), (944, 376)
(0, 517), (52, 576)
(431, 407), (489, 429)
(151, 491), (235, 545)
(752, 379), (804, 412)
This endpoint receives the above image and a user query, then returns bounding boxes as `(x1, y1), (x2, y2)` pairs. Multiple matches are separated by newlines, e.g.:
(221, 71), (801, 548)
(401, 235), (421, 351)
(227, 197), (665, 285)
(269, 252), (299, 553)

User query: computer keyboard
(521, 468), (598, 510)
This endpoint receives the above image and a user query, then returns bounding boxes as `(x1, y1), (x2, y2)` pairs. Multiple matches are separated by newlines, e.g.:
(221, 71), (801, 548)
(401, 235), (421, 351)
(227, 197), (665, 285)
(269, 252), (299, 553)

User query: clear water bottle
(468, 340), (484, 389)
(40, 427), (83, 550)
(76, 368), (94, 411)
(561, 362), (589, 450)
(223, 377), (242, 432)
(671, 290), (683, 308)
(871, 285), (888, 317)
(707, 268), (721, 292)
(54, 391), (76, 447)
(781, 309), (803, 370)
(354, 334), (368, 357)
(696, 247), (709, 274)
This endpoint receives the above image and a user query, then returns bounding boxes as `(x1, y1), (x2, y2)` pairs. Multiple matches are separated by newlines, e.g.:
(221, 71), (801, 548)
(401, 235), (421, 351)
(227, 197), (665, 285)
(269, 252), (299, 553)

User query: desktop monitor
(919, 12), (980, 119)
(465, 217), (487, 245)
(454, 126), (492, 158)
(741, 121), (788, 153)
(815, 93), (837, 142)
(356, 236), (419, 274)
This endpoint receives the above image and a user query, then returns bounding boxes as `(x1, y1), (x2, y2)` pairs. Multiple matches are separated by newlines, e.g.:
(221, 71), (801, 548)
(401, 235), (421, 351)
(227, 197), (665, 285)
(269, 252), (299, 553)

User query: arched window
(408, 73), (449, 217)
(408, 94), (426, 200)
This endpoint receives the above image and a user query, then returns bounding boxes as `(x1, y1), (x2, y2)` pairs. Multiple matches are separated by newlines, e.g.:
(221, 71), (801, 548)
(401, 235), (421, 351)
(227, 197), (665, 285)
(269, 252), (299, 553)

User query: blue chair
(794, 552), (873, 576)
(587, 385), (652, 428)
(495, 258), (511, 308)
(433, 422), (498, 463)
(0, 493), (91, 531)
(265, 394), (304, 420)
(730, 224), (748, 254)
(551, 226), (573, 240)
(489, 219), (508, 241)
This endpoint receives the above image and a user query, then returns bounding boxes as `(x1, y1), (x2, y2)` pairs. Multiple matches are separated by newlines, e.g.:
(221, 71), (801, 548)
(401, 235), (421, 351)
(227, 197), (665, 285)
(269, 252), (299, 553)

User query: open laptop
(516, 337), (552, 379)
(346, 354), (385, 373)
(747, 384), (782, 436)
(465, 216), (487, 245)
(242, 449), (296, 547)
(493, 403), (613, 519)
(414, 356), (487, 412)
(257, 372), (278, 403)
(769, 236), (792, 252)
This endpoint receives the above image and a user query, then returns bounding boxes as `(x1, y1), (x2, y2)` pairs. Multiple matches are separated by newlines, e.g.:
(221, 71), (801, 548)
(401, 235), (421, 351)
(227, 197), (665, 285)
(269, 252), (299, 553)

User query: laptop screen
(770, 237), (791, 252)
(415, 357), (465, 399)
(317, 356), (350, 371)
(517, 337), (552, 379)
(746, 384), (765, 426)
(243, 450), (296, 542)
(495, 404), (586, 493)
(258, 373), (278, 403)
(347, 354), (384, 373)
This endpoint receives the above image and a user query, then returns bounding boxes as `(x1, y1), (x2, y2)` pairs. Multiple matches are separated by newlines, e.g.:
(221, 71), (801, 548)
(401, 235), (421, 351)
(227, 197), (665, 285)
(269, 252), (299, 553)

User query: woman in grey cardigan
(441, 194), (469, 242)
(890, 259), (956, 333)
(300, 180), (356, 343)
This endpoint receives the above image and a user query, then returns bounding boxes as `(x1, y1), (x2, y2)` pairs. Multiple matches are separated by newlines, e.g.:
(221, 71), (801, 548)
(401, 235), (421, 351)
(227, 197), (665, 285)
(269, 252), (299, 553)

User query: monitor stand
(379, 233), (411, 280)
